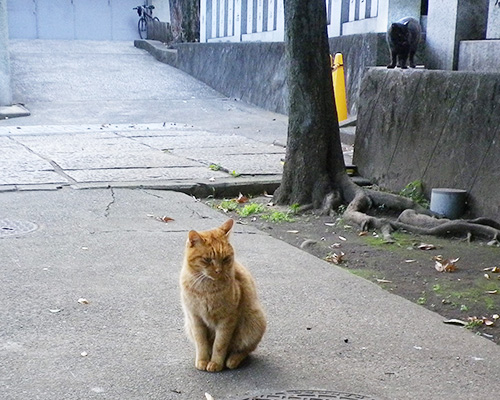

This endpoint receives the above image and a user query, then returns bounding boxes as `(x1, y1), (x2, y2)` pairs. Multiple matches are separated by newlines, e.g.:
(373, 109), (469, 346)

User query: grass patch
(209, 163), (222, 171)
(362, 231), (414, 248)
(399, 180), (429, 208)
(435, 279), (500, 311)
(417, 292), (427, 305)
(238, 203), (266, 217)
(218, 199), (239, 212)
(261, 211), (295, 223)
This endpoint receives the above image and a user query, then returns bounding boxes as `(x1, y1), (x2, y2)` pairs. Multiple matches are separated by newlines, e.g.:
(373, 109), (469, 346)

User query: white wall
(0, 0), (12, 106)
(7, 0), (142, 40)
(200, 0), (425, 43)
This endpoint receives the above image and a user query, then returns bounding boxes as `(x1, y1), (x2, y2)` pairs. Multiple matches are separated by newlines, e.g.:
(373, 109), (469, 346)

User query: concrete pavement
(2, 40), (291, 194)
(2, 188), (500, 400)
(1, 40), (499, 400)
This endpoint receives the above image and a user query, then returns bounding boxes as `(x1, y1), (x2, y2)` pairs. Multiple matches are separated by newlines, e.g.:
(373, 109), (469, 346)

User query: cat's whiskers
(190, 272), (209, 289)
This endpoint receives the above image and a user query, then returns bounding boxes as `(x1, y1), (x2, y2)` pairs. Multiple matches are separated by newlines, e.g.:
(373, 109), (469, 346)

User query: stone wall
(170, 33), (392, 116)
(354, 67), (500, 221)
(175, 42), (289, 114)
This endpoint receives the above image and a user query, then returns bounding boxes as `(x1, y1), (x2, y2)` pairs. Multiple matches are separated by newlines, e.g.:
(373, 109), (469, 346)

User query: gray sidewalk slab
(1, 188), (499, 400)
(0, 122), (284, 190)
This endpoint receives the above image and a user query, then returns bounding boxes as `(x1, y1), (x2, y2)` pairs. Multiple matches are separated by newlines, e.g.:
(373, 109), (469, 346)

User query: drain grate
(238, 390), (378, 400)
(0, 219), (38, 238)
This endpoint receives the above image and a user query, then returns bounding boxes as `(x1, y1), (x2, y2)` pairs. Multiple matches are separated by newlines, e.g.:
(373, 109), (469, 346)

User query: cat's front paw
(195, 360), (209, 371)
(206, 361), (223, 372)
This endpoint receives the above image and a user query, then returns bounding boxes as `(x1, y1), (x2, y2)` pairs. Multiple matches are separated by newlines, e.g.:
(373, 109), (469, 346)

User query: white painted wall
(200, 0), (425, 43)
(7, 0), (144, 40)
(201, 0), (385, 43)
(0, 0), (12, 106)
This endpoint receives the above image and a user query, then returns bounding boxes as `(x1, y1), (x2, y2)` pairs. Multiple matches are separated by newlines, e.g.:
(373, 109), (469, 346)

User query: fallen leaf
(149, 215), (175, 223)
(325, 252), (345, 264)
(324, 222), (336, 227)
(263, 192), (273, 198)
(376, 279), (392, 283)
(484, 319), (495, 326)
(236, 193), (249, 203)
(338, 236), (347, 241)
(78, 298), (89, 305)
(205, 393), (215, 400)
(418, 243), (436, 250)
(81, 351), (88, 357)
(358, 231), (368, 236)
(443, 319), (467, 326)
(49, 309), (62, 313)
(209, 177), (216, 182)
(493, 314), (499, 320)
(486, 290), (498, 294)
(484, 273), (490, 280)
(405, 259), (416, 263)
(286, 230), (299, 234)
(484, 267), (500, 273)
(330, 243), (341, 248)
(434, 257), (459, 272)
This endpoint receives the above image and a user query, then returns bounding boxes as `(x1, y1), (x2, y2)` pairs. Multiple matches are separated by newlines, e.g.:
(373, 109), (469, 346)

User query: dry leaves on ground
(325, 252), (345, 264)
(433, 255), (459, 272)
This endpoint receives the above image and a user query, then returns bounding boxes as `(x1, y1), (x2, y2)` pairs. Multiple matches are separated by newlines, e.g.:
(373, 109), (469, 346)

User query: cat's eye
(203, 257), (213, 264)
(222, 256), (232, 264)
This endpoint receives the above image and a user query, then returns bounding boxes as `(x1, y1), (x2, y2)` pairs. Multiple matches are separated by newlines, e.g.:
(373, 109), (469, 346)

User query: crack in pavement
(104, 187), (116, 218)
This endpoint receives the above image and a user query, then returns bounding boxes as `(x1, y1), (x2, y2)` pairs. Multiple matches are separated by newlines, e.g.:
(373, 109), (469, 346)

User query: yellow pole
(331, 53), (348, 122)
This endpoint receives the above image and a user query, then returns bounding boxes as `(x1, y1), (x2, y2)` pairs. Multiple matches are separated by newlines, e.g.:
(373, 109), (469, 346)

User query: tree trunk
(169, 0), (200, 42)
(274, 0), (355, 208)
(272, 1), (500, 243)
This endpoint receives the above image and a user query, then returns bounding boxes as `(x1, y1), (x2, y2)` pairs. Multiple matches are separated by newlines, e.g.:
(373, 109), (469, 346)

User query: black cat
(387, 17), (421, 69)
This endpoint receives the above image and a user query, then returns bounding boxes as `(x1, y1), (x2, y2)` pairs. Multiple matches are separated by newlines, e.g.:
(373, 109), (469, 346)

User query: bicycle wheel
(138, 17), (147, 39)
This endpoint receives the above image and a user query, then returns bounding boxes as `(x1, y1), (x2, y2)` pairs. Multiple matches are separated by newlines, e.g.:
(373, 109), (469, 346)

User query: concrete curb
(134, 39), (177, 67)
(0, 103), (30, 119)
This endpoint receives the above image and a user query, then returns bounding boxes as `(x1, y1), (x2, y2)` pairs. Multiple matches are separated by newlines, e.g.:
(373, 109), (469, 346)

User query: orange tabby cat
(180, 219), (266, 372)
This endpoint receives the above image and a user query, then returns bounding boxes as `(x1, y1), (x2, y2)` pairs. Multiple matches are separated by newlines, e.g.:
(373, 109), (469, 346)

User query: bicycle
(133, 4), (160, 39)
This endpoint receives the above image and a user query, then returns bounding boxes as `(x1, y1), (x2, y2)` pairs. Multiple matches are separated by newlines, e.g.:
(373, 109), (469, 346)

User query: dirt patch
(207, 195), (500, 344)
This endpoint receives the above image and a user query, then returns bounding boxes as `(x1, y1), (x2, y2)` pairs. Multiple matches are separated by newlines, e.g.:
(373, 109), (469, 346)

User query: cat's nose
(215, 268), (222, 274)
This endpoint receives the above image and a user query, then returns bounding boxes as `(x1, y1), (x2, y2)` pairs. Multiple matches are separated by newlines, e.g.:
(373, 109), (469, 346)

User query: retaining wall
(139, 33), (393, 116)
(354, 67), (500, 221)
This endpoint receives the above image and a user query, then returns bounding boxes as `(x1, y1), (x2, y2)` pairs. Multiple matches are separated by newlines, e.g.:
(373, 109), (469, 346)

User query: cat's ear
(188, 230), (203, 247)
(220, 219), (234, 235)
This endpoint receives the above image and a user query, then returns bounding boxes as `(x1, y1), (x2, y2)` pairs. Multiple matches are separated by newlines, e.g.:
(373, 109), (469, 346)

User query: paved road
(2, 40), (290, 191)
(2, 40), (499, 400)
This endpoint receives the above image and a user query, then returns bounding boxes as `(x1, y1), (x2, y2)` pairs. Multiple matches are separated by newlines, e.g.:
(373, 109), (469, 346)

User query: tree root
(341, 187), (500, 242)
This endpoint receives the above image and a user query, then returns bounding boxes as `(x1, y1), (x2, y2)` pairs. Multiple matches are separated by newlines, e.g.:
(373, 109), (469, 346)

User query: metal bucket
(430, 188), (467, 219)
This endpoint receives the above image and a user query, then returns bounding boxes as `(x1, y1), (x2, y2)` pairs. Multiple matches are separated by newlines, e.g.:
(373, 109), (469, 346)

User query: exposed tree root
(339, 186), (500, 243)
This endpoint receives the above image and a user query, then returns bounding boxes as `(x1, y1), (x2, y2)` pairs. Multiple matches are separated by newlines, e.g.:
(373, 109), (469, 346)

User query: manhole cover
(0, 219), (38, 238)
(237, 390), (378, 400)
